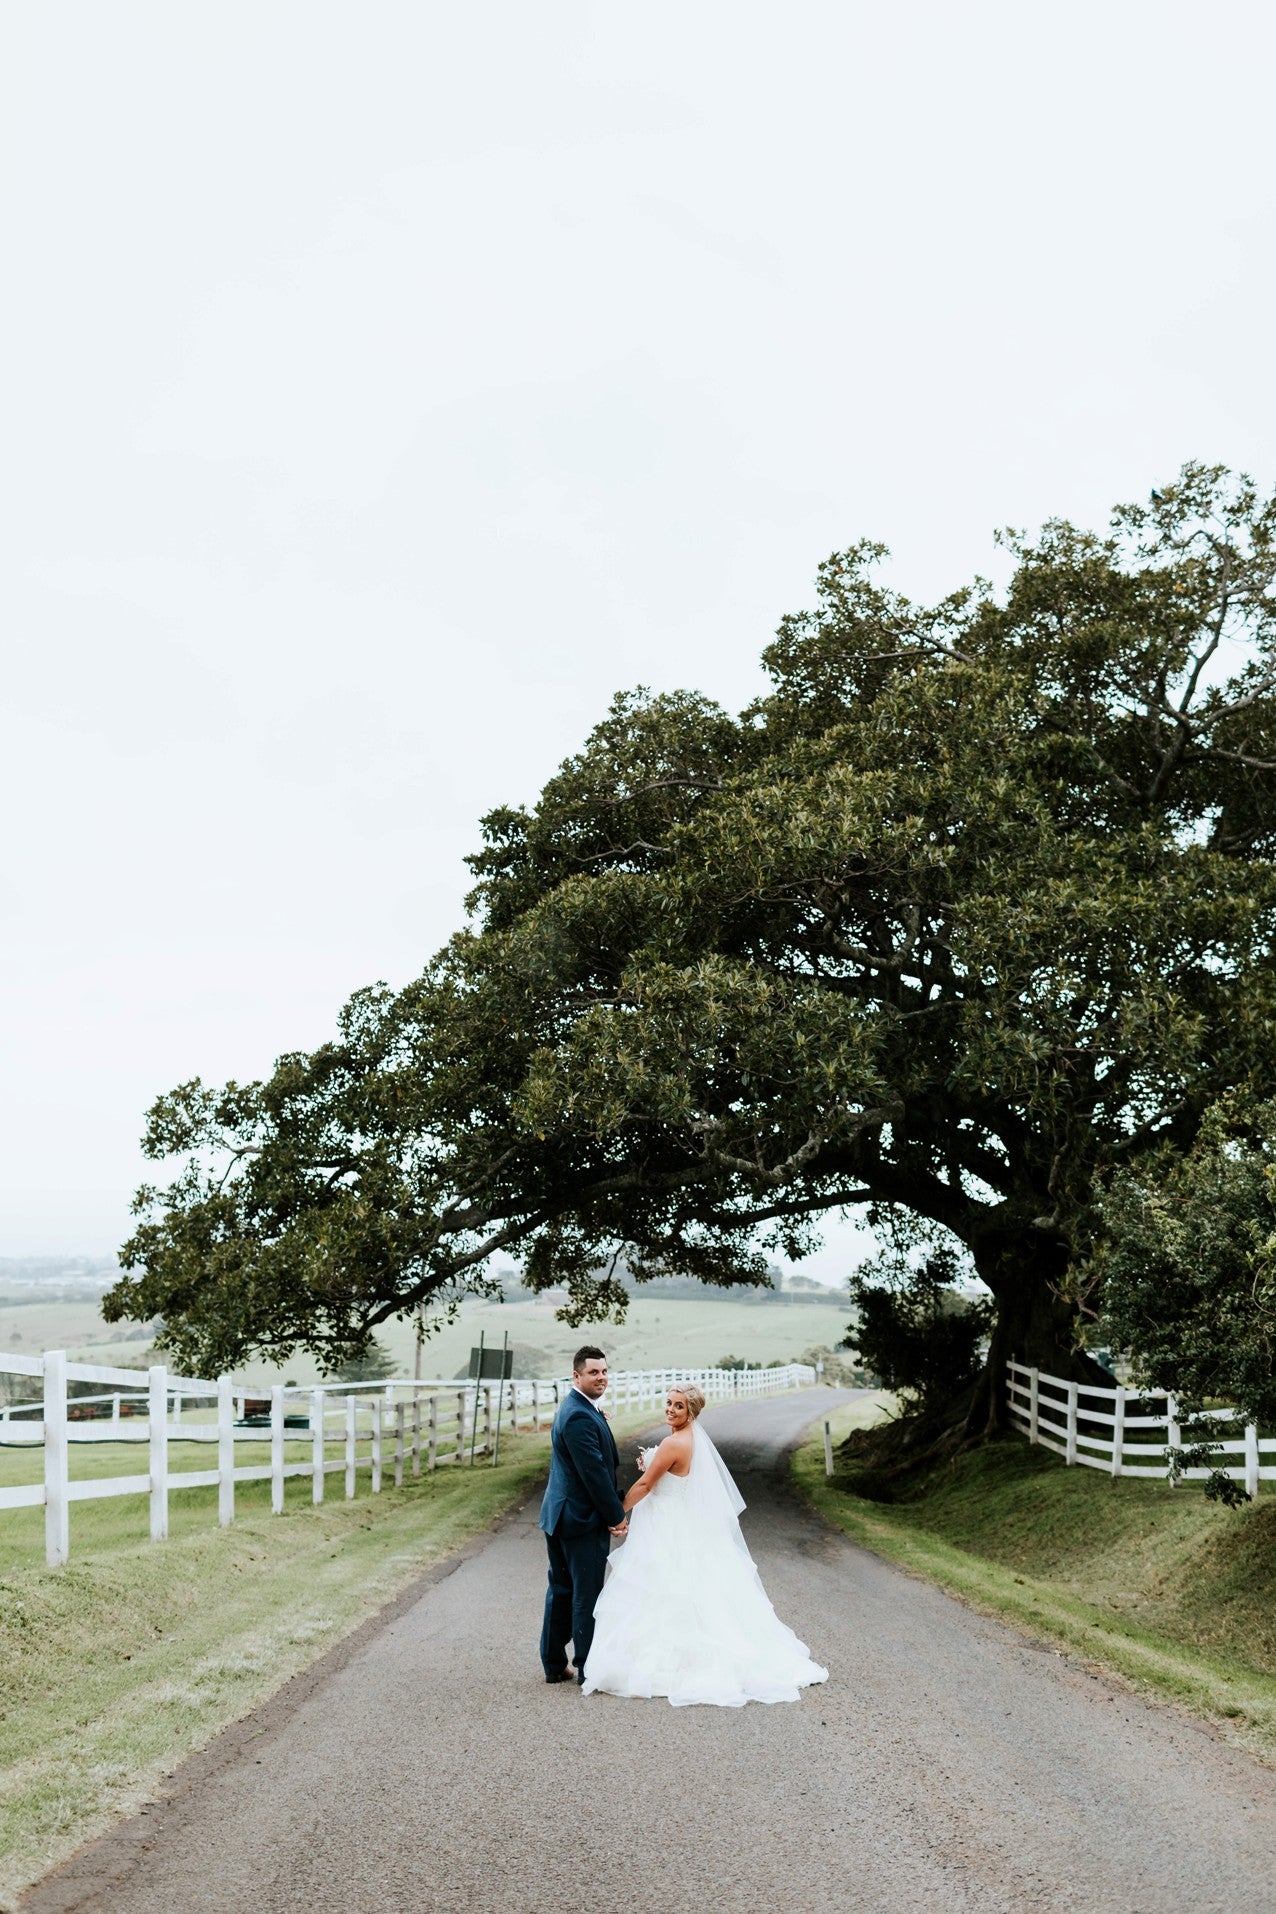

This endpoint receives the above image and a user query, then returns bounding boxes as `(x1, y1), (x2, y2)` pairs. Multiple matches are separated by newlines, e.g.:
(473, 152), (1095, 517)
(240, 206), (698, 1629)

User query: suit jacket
(538, 1389), (625, 1537)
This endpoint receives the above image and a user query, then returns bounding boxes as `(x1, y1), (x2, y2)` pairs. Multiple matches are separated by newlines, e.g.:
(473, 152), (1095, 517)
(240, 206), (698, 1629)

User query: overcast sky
(2, 1), (1274, 1285)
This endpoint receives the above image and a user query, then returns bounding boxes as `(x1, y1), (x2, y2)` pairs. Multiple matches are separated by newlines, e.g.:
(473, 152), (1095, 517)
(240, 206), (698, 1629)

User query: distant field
(0, 1293), (150, 1369)
(0, 1287), (852, 1389)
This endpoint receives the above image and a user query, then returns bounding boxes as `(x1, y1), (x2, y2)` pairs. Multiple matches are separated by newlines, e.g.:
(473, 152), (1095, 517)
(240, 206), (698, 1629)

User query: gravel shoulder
(22, 1390), (1276, 1914)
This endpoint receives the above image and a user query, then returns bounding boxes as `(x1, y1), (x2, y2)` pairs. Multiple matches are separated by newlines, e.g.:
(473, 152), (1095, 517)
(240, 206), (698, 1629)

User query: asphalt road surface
(24, 1390), (1276, 1914)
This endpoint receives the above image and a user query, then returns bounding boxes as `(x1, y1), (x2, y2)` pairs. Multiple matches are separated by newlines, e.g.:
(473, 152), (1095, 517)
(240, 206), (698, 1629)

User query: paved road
(24, 1391), (1276, 1914)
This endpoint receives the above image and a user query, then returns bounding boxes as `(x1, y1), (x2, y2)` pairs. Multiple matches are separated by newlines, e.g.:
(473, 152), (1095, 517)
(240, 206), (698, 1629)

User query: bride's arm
(622, 1432), (690, 1512)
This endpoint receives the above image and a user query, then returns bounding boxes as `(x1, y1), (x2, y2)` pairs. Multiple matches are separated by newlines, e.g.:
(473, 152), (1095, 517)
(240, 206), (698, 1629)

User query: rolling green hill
(0, 1285), (852, 1389)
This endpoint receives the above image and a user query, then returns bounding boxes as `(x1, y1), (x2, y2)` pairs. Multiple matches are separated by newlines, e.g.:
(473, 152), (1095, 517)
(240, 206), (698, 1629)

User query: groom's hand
(609, 1519), (628, 1537)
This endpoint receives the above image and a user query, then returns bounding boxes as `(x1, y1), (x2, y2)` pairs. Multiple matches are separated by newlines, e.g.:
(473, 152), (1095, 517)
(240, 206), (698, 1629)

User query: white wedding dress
(581, 1422), (828, 1708)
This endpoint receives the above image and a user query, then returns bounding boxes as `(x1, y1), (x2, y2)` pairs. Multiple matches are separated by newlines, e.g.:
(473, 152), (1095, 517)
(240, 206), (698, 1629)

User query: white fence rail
(1007, 1358), (1271, 1493)
(0, 1351), (815, 1566)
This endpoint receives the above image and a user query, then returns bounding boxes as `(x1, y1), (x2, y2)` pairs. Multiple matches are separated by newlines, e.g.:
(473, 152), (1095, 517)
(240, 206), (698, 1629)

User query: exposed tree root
(841, 1341), (1124, 1502)
(836, 1384), (980, 1501)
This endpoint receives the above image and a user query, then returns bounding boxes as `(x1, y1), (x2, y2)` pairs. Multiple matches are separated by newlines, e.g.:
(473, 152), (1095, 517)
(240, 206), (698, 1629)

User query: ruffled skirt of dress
(581, 1474), (828, 1708)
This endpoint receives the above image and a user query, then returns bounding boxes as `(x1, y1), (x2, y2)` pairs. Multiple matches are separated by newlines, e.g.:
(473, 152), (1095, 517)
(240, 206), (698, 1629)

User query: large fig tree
(107, 466), (1276, 1428)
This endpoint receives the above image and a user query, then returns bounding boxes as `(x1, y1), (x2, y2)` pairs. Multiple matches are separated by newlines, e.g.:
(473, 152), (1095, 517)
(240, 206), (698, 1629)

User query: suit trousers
(540, 1524), (611, 1678)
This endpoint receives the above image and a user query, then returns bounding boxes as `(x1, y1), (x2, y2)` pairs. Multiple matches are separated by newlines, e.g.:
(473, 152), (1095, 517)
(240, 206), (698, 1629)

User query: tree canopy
(106, 465), (1276, 1419)
(1098, 1099), (1276, 1425)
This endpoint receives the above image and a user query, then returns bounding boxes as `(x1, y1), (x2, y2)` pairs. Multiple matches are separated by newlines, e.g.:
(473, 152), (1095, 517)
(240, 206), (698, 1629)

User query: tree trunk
(972, 1227), (1110, 1436)
(841, 1223), (1113, 1485)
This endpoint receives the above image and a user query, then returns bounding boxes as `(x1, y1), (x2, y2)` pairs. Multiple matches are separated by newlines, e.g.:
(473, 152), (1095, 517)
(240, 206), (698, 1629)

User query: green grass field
(795, 1401), (1276, 1763)
(0, 1287), (852, 1390)
(0, 1293), (149, 1374)
(0, 1434), (351, 1568)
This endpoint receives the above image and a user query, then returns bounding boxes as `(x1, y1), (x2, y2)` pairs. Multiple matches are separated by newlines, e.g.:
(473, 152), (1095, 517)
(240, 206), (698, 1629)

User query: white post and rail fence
(1006, 1357), (1272, 1494)
(0, 1349), (816, 1567)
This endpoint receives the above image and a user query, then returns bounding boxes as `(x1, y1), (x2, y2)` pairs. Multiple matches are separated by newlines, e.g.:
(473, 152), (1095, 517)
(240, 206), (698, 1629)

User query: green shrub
(844, 1255), (991, 1408)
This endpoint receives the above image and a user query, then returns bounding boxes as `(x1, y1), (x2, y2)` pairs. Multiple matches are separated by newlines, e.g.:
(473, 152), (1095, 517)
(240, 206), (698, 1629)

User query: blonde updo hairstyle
(667, 1382), (706, 1421)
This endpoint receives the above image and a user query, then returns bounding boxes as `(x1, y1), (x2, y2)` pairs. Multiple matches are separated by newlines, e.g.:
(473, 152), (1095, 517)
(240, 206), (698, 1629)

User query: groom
(539, 1345), (628, 1684)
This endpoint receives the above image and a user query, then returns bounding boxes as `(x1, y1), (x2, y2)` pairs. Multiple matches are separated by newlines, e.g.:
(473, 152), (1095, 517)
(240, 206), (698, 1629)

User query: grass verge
(794, 1399), (1276, 1764)
(0, 1426), (560, 1908)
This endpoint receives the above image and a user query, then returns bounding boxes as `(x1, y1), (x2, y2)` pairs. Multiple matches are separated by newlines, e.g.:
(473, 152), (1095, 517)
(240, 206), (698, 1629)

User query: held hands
(609, 1518), (629, 1537)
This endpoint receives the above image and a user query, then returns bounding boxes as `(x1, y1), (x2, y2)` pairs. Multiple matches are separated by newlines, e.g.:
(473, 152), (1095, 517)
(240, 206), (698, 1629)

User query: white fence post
(270, 1385), (285, 1514)
(1004, 1356), (1256, 1497)
(1111, 1386), (1125, 1479)
(1167, 1393), (1180, 1485)
(217, 1375), (235, 1526)
(43, 1349), (69, 1568)
(149, 1364), (169, 1542)
(0, 1353), (767, 1568)
(311, 1388), (325, 1504)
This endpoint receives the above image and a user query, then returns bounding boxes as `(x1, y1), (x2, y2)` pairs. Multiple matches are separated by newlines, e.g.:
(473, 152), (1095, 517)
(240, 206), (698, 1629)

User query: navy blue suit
(538, 1388), (625, 1680)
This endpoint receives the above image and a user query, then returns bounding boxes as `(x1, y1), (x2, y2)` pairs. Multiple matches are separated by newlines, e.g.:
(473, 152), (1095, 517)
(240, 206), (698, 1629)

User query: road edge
(789, 1418), (1276, 1771)
(15, 1482), (543, 1914)
(15, 1392), (850, 1912)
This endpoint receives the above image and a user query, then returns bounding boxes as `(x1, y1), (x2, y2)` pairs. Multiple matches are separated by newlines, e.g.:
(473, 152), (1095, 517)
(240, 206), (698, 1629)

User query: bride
(581, 1383), (828, 1708)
